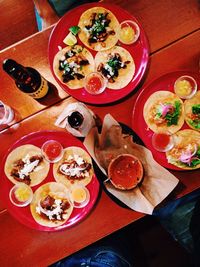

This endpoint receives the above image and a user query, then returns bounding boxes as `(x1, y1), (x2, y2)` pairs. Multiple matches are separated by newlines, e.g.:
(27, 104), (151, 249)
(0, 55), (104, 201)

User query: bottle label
(28, 77), (49, 99)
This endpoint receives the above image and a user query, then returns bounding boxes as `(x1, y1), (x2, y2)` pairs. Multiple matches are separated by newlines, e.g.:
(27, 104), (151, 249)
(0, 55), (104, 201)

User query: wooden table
(0, 0), (200, 266)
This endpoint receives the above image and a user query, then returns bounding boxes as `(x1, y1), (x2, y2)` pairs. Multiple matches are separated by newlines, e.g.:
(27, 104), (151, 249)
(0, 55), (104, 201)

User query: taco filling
(59, 154), (91, 182)
(149, 100), (181, 126)
(10, 154), (43, 185)
(187, 104), (200, 130)
(169, 144), (200, 168)
(36, 195), (71, 221)
(84, 12), (115, 47)
(97, 53), (130, 83)
(58, 46), (89, 83)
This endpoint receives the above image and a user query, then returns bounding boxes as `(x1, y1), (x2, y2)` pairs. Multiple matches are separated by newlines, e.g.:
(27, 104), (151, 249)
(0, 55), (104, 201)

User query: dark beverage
(55, 102), (96, 137)
(2, 59), (49, 99)
(67, 111), (84, 129)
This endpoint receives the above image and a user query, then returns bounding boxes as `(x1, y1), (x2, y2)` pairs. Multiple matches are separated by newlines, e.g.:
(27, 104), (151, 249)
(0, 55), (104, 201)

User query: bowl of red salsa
(151, 132), (174, 152)
(84, 72), (107, 95)
(108, 154), (143, 190)
(41, 140), (64, 163)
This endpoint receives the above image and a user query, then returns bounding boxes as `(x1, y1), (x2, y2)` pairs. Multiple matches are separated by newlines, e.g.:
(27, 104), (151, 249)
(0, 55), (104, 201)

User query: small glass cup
(84, 72), (107, 95)
(118, 20), (140, 45)
(174, 75), (197, 99)
(152, 132), (174, 152)
(70, 186), (90, 208)
(0, 101), (15, 129)
(41, 140), (64, 163)
(9, 184), (33, 207)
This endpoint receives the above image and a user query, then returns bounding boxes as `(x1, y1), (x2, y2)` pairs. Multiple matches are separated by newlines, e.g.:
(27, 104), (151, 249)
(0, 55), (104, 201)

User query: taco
(143, 91), (184, 133)
(78, 7), (119, 51)
(184, 91), (200, 131)
(53, 45), (95, 89)
(95, 46), (135, 89)
(4, 144), (50, 187)
(53, 146), (94, 187)
(30, 182), (73, 227)
(166, 129), (200, 170)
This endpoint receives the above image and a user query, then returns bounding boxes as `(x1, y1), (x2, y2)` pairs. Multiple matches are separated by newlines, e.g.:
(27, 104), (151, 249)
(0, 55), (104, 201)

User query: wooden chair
(0, 0), (38, 50)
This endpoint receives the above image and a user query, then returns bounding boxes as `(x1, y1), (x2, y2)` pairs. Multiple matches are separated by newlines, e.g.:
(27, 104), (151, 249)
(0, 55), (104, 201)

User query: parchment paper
(84, 114), (179, 214)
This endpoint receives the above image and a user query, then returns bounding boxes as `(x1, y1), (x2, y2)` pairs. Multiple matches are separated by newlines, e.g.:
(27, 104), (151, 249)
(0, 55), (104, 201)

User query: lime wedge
(63, 32), (77, 46)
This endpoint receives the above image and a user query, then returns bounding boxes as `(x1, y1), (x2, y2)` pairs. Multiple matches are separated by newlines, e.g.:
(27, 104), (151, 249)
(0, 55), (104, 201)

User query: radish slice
(179, 145), (197, 165)
(160, 104), (174, 118)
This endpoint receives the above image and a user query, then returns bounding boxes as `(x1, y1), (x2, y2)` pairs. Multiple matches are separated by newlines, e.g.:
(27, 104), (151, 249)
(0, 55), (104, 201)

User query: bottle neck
(3, 59), (30, 81)
(3, 59), (42, 92)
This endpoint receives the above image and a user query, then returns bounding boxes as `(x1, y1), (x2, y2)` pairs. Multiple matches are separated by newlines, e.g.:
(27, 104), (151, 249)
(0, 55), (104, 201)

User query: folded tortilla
(143, 91), (184, 133)
(4, 144), (50, 187)
(78, 7), (119, 51)
(30, 182), (73, 227)
(184, 91), (200, 131)
(166, 129), (200, 170)
(53, 45), (95, 89)
(53, 146), (94, 188)
(95, 46), (135, 89)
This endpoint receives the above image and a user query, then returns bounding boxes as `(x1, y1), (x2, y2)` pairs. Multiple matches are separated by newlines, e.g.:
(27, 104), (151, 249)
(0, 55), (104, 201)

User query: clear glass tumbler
(0, 101), (15, 130)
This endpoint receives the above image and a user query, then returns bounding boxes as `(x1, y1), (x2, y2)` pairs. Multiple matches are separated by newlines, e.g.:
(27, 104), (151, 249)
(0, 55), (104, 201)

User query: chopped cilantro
(192, 104), (200, 115)
(197, 147), (200, 157)
(77, 48), (83, 53)
(189, 119), (200, 129)
(88, 13), (107, 37)
(69, 26), (80, 36)
(93, 23), (105, 34)
(188, 104), (200, 129)
(189, 147), (200, 167)
(190, 159), (200, 167)
(165, 101), (181, 126)
(107, 59), (120, 69)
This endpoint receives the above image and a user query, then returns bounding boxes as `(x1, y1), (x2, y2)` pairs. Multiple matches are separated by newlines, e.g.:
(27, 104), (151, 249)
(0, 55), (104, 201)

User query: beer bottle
(2, 59), (49, 99)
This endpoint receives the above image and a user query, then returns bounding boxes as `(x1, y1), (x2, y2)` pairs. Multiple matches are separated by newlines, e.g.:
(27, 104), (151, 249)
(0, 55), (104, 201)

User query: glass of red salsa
(41, 140), (64, 163)
(151, 132), (174, 152)
(84, 72), (107, 95)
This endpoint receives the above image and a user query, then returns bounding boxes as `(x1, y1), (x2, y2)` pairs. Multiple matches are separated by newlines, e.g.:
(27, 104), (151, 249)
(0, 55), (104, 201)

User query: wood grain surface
(0, 1), (200, 266)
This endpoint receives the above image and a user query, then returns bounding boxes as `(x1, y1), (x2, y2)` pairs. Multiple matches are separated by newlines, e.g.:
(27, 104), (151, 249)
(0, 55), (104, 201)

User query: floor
(76, 216), (193, 267)
(103, 215), (194, 267)
(51, 215), (194, 267)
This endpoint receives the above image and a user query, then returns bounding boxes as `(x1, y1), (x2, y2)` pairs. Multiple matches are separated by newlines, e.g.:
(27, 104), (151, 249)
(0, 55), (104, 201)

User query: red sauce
(86, 76), (103, 94)
(152, 133), (171, 152)
(42, 140), (63, 161)
(108, 154), (143, 190)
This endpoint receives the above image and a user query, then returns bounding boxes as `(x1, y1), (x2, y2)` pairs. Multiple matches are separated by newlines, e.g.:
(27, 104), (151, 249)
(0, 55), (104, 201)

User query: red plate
(0, 131), (100, 231)
(48, 3), (149, 104)
(132, 71), (200, 170)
